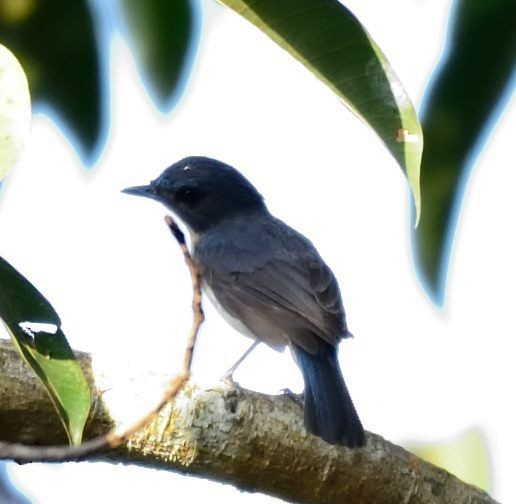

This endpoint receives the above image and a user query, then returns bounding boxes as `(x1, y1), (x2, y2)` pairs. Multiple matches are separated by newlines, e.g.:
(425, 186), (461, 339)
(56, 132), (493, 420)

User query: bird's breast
(201, 280), (257, 341)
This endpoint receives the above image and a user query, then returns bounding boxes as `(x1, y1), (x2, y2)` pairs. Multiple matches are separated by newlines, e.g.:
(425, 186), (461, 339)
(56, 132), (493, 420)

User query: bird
(122, 156), (365, 447)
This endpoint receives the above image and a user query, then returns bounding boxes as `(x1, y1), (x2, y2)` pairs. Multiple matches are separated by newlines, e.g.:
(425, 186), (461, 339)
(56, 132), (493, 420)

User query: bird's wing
(198, 248), (348, 354)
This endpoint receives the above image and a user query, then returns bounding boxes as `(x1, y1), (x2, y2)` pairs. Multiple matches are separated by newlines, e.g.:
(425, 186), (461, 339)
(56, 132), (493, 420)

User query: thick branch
(0, 215), (202, 462)
(0, 340), (495, 504)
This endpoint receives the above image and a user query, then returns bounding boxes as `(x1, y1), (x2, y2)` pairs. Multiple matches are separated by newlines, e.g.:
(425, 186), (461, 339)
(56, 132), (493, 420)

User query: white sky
(1, 0), (515, 502)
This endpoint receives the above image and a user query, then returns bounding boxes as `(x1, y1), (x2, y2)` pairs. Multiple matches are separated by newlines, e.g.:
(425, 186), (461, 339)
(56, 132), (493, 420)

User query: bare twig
(0, 215), (203, 462)
(164, 215), (205, 372)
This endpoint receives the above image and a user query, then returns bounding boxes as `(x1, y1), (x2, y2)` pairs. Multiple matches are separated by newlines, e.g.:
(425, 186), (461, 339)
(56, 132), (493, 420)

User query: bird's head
(122, 156), (265, 233)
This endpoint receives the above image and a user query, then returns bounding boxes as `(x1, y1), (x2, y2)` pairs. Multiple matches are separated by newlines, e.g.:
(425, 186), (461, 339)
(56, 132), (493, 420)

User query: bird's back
(194, 212), (349, 353)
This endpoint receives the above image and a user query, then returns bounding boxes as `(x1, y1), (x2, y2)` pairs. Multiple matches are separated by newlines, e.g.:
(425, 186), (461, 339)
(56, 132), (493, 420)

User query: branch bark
(0, 340), (496, 504)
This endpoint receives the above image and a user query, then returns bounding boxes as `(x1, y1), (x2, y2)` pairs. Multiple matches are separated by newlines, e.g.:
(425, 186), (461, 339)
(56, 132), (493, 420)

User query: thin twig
(0, 215), (203, 462)
(164, 215), (204, 372)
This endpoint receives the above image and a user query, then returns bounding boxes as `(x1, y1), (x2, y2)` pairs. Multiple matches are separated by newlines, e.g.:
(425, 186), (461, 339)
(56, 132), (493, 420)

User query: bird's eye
(174, 186), (203, 206)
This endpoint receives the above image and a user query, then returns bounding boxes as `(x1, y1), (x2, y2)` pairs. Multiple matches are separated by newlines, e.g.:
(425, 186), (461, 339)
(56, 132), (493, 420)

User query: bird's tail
(292, 341), (365, 447)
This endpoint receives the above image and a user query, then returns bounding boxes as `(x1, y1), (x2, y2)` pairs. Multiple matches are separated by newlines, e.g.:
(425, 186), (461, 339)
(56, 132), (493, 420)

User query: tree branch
(0, 215), (203, 462)
(0, 339), (496, 504)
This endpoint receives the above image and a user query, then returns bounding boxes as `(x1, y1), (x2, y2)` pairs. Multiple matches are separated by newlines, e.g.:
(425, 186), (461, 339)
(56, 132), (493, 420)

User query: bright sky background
(1, 0), (515, 502)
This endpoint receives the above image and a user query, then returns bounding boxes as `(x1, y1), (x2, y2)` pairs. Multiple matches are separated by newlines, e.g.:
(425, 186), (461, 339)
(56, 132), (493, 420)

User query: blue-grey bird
(122, 156), (365, 447)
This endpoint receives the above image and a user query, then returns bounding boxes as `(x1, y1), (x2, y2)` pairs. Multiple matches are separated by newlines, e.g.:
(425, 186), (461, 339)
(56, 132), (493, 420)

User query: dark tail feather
(292, 341), (365, 447)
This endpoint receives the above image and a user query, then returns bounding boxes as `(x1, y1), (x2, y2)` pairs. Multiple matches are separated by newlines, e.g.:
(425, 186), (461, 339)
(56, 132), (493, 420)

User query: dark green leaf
(0, 0), (103, 163)
(0, 256), (90, 445)
(219, 0), (423, 220)
(413, 0), (516, 303)
(120, 0), (198, 110)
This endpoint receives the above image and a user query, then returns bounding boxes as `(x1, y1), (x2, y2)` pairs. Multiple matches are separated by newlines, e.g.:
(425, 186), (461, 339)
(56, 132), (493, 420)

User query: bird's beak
(121, 184), (161, 201)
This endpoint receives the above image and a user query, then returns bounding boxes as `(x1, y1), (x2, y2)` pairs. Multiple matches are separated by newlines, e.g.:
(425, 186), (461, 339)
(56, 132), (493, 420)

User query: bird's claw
(221, 372), (241, 388)
(281, 388), (304, 405)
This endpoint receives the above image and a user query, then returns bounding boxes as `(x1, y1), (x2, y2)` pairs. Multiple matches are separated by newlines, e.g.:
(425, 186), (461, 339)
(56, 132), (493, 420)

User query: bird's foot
(221, 371), (241, 389)
(281, 388), (304, 405)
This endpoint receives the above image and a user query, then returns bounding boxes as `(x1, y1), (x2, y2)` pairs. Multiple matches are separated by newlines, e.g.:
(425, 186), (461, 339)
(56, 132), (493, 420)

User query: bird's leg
(221, 340), (260, 385)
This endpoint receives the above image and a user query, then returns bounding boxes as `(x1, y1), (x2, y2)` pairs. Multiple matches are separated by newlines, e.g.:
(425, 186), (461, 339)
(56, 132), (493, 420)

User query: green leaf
(120, 0), (198, 110)
(409, 429), (491, 493)
(0, 256), (90, 445)
(218, 0), (423, 221)
(0, 44), (31, 181)
(0, 0), (103, 163)
(413, 0), (516, 303)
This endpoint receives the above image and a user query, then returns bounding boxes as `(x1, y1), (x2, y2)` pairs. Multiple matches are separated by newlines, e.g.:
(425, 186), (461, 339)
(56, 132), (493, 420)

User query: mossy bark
(0, 340), (497, 503)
